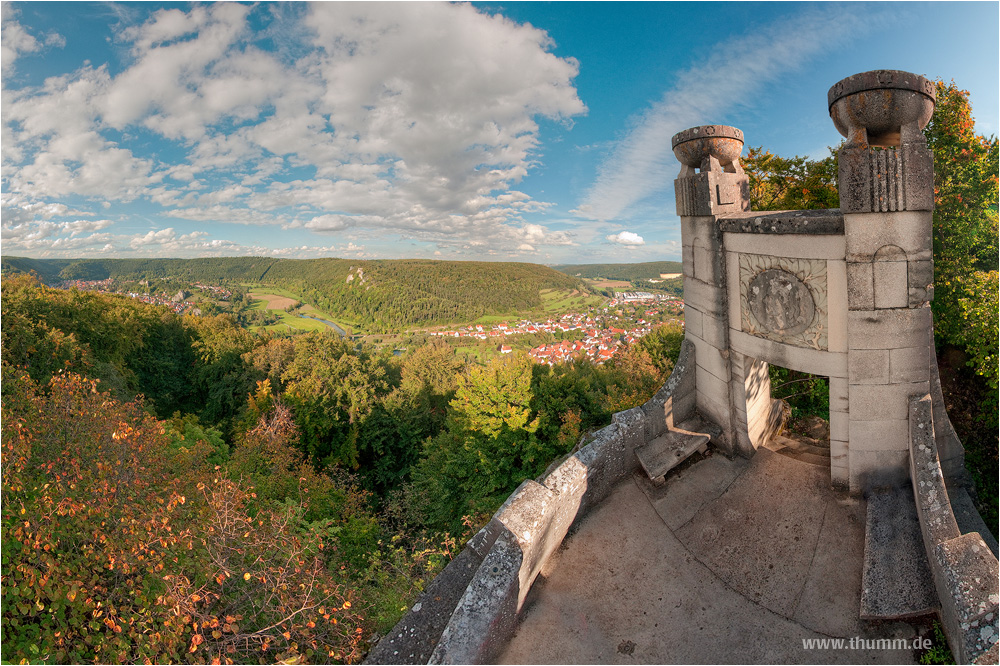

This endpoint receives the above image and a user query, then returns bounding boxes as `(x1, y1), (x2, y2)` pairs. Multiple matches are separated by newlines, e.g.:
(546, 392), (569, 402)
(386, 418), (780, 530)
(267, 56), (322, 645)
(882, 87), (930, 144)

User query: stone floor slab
(499, 452), (918, 664)
(647, 452), (748, 531)
(673, 447), (830, 618)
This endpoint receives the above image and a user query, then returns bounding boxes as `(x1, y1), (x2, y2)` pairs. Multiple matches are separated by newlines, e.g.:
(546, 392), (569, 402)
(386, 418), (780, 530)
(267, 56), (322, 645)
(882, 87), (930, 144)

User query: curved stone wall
(909, 394), (999, 663)
(366, 340), (699, 664)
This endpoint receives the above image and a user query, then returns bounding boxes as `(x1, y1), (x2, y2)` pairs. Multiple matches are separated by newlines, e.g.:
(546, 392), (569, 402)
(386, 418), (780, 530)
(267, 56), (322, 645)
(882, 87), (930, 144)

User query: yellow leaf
(342, 601), (351, 609)
(243, 573), (251, 581)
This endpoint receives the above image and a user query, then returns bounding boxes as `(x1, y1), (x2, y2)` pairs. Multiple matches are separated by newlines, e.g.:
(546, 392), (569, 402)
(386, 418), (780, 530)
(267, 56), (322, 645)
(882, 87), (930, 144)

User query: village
(431, 292), (684, 365)
(57, 278), (231, 315)
(57, 277), (685, 366)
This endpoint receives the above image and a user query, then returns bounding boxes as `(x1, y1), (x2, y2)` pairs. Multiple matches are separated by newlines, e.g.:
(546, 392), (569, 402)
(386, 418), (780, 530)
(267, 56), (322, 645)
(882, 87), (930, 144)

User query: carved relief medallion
(739, 254), (828, 350)
(748, 269), (816, 336)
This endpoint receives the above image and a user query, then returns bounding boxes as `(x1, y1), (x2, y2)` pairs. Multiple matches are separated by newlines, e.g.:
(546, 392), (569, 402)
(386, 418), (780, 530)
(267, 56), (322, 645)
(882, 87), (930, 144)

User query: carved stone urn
(828, 69), (935, 147)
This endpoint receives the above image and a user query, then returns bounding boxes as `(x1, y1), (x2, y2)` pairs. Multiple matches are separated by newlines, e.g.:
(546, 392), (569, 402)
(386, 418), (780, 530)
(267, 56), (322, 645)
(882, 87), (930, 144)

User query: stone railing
(908, 394), (999, 664)
(365, 340), (698, 665)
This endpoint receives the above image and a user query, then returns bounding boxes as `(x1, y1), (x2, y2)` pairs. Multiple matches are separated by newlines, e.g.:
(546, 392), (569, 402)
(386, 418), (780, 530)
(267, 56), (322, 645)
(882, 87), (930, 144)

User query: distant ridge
(552, 260), (683, 281)
(1, 256), (587, 332)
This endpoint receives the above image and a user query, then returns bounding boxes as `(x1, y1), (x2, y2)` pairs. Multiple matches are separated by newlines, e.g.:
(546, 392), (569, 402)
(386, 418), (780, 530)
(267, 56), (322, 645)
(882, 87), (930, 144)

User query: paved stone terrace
(499, 448), (924, 664)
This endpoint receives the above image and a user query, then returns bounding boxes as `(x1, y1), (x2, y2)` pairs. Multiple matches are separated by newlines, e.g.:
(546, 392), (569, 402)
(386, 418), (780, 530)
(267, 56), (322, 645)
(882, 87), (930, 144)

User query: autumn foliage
(1, 368), (366, 664)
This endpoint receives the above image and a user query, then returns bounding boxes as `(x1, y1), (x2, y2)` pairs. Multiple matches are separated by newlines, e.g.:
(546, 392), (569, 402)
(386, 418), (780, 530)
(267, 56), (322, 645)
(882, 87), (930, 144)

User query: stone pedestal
(673, 125), (750, 455)
(830, 70), (938, 491)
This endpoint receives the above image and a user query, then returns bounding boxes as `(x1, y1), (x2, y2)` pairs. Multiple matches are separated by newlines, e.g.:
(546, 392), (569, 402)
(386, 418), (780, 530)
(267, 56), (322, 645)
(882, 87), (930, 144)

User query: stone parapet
(369, 340), (702, 664)
(909, 394), (999, 664)
(428, 530), (522, 665)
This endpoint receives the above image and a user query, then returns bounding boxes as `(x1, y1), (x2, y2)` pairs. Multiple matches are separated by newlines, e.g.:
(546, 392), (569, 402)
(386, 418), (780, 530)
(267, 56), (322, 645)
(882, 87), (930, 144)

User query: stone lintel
(723, 231), (846, 260)
(717, 209), (844, 235)
(729, 328), (848, 378)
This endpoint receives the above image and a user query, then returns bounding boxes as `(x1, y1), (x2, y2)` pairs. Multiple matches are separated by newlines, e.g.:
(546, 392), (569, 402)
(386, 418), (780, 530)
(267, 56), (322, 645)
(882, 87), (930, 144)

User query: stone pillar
(830, 70), (936, 491)
(672, 125), (750, 455)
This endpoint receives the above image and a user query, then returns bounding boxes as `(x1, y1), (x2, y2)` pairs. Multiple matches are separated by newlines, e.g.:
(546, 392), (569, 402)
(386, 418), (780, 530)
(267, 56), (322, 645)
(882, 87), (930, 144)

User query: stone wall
(715, 210), (851, 485)
(908, 395), (998, 664)
(365, 340), (698, 665)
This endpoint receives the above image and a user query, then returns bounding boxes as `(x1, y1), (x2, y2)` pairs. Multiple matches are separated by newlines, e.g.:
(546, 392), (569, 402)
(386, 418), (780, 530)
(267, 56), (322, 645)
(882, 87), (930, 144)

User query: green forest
(0, 257), (587, 333)
(1, 274), (683, 664)
(552, 260), (684, 281)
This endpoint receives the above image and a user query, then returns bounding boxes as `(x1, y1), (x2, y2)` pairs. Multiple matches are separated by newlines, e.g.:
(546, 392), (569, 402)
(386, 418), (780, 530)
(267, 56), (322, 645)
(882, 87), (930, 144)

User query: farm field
(540, 288), (606, 313)
(583, 278), (633, 289)
(248, 289), (351, 334)
(249, 290), (298, 310)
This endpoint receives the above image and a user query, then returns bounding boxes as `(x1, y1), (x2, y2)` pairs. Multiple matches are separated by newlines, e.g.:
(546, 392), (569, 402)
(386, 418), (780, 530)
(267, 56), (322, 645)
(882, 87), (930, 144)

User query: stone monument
(367, 70), (997, 666)
(672, 69), (961, 492)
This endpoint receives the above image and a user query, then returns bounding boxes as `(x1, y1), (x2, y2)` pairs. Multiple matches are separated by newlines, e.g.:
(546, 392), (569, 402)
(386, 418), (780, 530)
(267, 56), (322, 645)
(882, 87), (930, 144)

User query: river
(299, 315), (347, 336)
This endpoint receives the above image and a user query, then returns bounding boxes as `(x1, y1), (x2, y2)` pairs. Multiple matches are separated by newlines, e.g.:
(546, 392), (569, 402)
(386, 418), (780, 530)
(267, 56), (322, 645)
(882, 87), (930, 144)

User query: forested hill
(552, 260), (683, 280)
(1, 256), (586, 331)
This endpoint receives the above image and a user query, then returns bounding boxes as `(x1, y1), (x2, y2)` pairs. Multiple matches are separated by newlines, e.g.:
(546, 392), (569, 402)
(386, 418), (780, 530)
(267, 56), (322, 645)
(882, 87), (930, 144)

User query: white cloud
(2, 3), (588, 257)
(606, 231), (645, 246)
(1, 4), (63, 78)
(579, 7), (873, 221)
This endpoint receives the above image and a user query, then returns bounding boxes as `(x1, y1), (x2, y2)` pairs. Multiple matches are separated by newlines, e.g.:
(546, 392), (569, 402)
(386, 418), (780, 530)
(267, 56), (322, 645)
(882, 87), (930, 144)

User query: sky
(2, 1), (998, 264)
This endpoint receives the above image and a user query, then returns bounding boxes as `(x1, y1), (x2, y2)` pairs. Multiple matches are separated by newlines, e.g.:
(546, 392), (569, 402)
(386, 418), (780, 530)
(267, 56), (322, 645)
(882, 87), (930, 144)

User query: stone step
(768, 434), (831, 458)
(635, 417), (716, 483)
(860, 485), (939, 620)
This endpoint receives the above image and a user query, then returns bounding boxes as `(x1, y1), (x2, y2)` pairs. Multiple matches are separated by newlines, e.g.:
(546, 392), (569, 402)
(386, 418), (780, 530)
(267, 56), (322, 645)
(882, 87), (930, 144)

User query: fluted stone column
(672, 125), (750, 455)
(830, 70), (937, 491)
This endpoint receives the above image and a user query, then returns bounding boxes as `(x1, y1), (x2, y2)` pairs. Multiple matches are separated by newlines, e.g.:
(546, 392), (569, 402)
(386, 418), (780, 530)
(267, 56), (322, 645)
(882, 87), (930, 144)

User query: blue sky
(2, 1), (997, 263)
